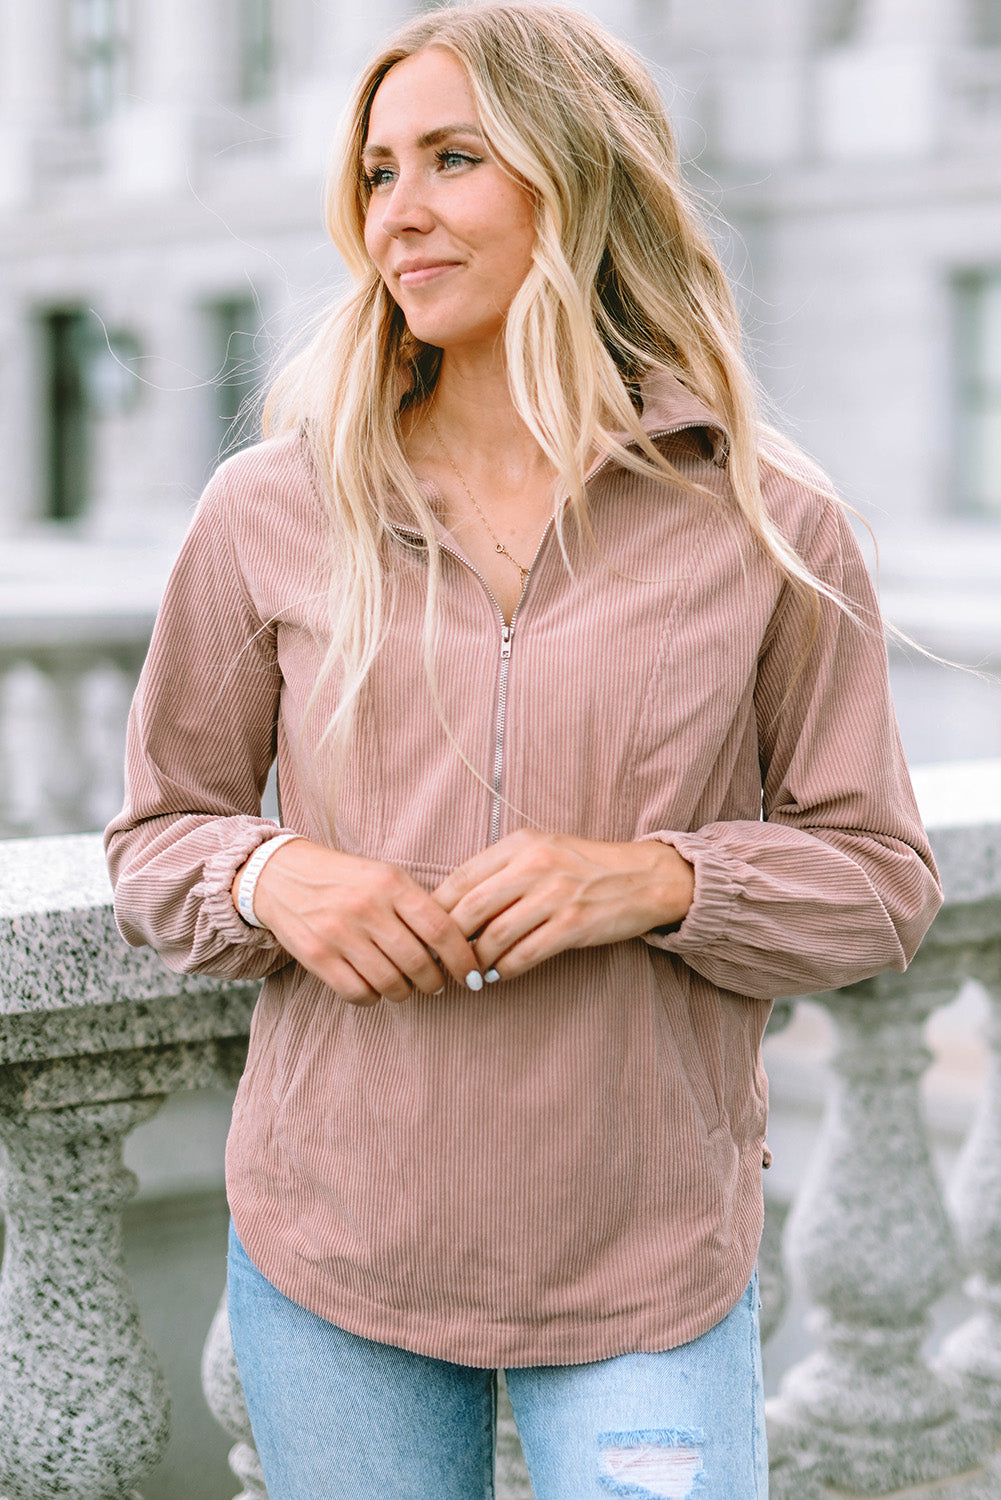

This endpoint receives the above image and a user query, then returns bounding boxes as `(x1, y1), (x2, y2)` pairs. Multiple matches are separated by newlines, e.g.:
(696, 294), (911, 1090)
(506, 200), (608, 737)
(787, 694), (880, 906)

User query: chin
(402, 318), (503, 356)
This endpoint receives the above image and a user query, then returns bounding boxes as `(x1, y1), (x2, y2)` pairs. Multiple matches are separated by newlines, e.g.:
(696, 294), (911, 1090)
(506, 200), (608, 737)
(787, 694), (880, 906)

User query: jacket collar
(630, 368), (730, 468)
(393, 367), (731, 527)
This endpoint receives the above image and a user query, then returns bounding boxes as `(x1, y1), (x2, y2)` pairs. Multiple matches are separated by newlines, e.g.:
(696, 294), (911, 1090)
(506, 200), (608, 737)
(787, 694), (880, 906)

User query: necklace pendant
(495, 542), (504, 553)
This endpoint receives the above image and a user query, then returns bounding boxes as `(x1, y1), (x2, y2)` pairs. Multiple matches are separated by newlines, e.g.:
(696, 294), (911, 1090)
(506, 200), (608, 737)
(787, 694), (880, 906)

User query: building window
(65, 0), (130, 126)
(954, 271), (1001, 517)
(240, 0), (276, 103)
(40, 308), (93, 522)
(209, 296), (263, 460)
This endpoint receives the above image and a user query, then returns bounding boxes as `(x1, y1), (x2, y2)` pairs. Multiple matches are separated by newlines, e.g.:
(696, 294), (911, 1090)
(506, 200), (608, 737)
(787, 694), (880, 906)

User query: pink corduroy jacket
(105, 373), (942, 1367)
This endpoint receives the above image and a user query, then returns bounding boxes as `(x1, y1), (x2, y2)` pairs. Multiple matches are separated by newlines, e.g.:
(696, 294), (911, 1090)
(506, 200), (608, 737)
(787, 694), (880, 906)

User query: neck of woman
(425, 353), (550, 481)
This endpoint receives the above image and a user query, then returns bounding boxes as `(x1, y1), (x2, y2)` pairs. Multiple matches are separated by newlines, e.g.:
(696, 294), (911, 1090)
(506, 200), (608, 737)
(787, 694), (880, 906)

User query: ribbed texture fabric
(105, 373), (942, 1367)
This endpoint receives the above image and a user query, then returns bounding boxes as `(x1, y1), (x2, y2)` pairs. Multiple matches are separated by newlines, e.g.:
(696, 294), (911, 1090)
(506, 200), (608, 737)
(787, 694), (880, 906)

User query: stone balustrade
(0, 759), (999, 1499)
(0, 616), (149, 839)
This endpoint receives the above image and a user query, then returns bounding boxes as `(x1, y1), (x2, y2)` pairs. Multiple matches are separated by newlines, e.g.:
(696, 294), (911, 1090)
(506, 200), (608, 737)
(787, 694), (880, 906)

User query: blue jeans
(227, 1223), (767, 1499)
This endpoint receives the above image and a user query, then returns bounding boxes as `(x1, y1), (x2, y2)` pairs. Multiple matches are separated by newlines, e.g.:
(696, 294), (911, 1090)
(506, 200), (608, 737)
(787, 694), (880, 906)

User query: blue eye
(363, 166), (395, 190)
(436, 149), (481, 170)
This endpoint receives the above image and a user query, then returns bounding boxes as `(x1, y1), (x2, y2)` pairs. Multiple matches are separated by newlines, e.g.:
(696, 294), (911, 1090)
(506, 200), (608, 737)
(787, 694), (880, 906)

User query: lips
(397, 261), (462, 287)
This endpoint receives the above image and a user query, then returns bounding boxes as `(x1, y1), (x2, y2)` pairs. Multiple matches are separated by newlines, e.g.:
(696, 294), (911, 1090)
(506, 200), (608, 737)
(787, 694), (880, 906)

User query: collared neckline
(625, 367), (730, 468)
(393, 365), (731, 531)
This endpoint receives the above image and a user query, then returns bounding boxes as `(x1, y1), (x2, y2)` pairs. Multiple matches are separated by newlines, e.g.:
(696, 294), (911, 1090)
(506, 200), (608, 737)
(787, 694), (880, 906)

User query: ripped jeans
(227, 1222), (768, 1500)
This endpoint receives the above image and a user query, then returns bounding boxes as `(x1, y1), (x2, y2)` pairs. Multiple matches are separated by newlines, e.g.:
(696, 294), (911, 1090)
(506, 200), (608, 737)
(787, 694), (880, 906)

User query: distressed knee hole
(597, 1428), (705, 1498)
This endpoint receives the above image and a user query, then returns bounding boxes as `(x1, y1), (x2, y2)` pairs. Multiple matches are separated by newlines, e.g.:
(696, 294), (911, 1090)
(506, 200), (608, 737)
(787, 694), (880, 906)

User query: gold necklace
(425, 410), (532, 588)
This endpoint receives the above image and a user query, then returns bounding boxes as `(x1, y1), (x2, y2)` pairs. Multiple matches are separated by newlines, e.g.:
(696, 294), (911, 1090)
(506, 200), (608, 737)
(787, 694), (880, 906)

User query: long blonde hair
(264, 1), (835, 764)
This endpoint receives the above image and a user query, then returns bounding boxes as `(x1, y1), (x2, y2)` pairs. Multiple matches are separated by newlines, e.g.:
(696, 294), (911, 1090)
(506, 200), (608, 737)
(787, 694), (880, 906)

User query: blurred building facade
(0, 0), (1000, 771)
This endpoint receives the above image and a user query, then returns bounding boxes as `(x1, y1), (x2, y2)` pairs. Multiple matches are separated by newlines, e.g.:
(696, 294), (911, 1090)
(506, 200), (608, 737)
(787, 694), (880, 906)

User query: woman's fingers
(434, 828), (564, 939)
(304, 953), (384, 1006)
(434, 841), (514, 913)
(236, 839), (481, 1001)
(435, 830), (586, 947)
(463, 880), (578, 974)
(234, 830), (694, 998)
(391, 882), (482, 987)
(434, 830), (695, 977)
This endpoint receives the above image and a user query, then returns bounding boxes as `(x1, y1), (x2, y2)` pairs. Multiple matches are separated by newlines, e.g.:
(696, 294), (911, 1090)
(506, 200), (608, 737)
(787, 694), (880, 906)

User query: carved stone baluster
(0, 1099), (171, 1500)
(79, 660), (132, 832)
(939, 964), (1001, 1433)
(767, 955), (997, 1499)
(42, 665), (92, 833)
(0, 661), (48, 835)
(201, 1289), (268, 1500)
(0, 661), (16, 836)
(758, 1196), (790, 1347)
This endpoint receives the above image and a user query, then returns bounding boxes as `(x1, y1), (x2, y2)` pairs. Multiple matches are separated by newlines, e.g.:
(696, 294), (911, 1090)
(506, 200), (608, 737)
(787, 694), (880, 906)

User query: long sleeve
(105, 456), (296, 980)
(643, 494), (942, 999)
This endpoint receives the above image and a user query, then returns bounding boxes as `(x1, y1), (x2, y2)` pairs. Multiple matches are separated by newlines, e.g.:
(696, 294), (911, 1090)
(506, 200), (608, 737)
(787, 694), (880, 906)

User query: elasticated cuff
(192, 822), (300, 953)
(638, 829), (743, 953)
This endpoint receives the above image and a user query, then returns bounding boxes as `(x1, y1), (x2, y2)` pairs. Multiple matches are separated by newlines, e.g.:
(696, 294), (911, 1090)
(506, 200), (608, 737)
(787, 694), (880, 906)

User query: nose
(380, 167), (435, 237)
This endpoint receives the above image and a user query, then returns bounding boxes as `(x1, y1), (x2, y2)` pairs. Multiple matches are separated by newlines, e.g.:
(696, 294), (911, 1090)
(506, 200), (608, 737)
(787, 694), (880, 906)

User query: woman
(105, 5), (942, 1497)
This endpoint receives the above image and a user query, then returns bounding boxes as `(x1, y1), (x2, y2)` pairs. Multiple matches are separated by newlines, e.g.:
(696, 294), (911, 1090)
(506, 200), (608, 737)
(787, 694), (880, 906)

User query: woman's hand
(232, 840), (482, 1004)
(433, 830), (695, 980)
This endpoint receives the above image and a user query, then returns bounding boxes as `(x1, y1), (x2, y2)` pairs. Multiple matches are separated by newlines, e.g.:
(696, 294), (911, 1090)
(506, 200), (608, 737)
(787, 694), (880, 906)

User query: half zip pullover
(106, 369), (941, 1369)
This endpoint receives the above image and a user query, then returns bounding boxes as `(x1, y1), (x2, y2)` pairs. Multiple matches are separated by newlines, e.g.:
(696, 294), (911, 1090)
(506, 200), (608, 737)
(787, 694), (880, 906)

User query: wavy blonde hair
(264, 1), (837, 766)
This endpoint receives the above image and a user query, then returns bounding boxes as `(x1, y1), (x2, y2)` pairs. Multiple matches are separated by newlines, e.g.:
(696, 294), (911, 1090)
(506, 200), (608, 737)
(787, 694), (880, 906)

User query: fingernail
(432, 987), (445, 997)
(484, 968), (501, 983)
(465, 970), (484, 992)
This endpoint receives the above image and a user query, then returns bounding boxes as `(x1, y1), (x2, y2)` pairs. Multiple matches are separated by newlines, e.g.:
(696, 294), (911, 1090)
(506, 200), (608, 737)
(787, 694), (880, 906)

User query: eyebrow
(362, 124), (484, 160)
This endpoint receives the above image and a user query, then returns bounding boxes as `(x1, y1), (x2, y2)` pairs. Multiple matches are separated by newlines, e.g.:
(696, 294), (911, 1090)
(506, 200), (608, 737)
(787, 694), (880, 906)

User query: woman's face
(362, 47), (537, 360)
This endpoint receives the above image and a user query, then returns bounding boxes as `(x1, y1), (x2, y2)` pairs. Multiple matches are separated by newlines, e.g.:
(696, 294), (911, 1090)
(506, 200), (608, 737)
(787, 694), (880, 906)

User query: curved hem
(227, 1166), (764, 1370)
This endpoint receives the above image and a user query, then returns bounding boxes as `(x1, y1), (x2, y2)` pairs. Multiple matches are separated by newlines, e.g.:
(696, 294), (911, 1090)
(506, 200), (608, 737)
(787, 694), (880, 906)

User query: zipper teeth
(490, 626), (513, 844)
(486, 519), (555, 842)
(394, 420), (723, 845)
(392, 523), (541, 847)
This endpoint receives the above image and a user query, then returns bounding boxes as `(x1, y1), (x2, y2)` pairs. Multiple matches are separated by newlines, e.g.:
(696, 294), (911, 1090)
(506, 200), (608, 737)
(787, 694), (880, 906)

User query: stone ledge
(0, 834), (246, 1012)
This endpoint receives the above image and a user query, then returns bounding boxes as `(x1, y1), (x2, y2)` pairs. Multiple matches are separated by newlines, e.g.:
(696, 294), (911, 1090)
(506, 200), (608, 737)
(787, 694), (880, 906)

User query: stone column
(0, 1099), (171, 1500)
(815, 0), (955, 159)
(0, 0), (63, 203)
(201, 1289), (268, 1500)
(939, 964), (1001, 1432)
(286, 0), (411, 175)
(39, 661), (94, 833)
(108, 0), (217, 193)
(766, 953), (997, 1499)
(0, 0), (63, 121)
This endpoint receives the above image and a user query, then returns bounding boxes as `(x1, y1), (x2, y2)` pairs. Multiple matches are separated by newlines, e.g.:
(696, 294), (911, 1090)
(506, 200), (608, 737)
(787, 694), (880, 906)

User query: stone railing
(765, 757), (1001, 1499)
(0, 760), (1000, 1499)
(0, 615), (148, 839)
